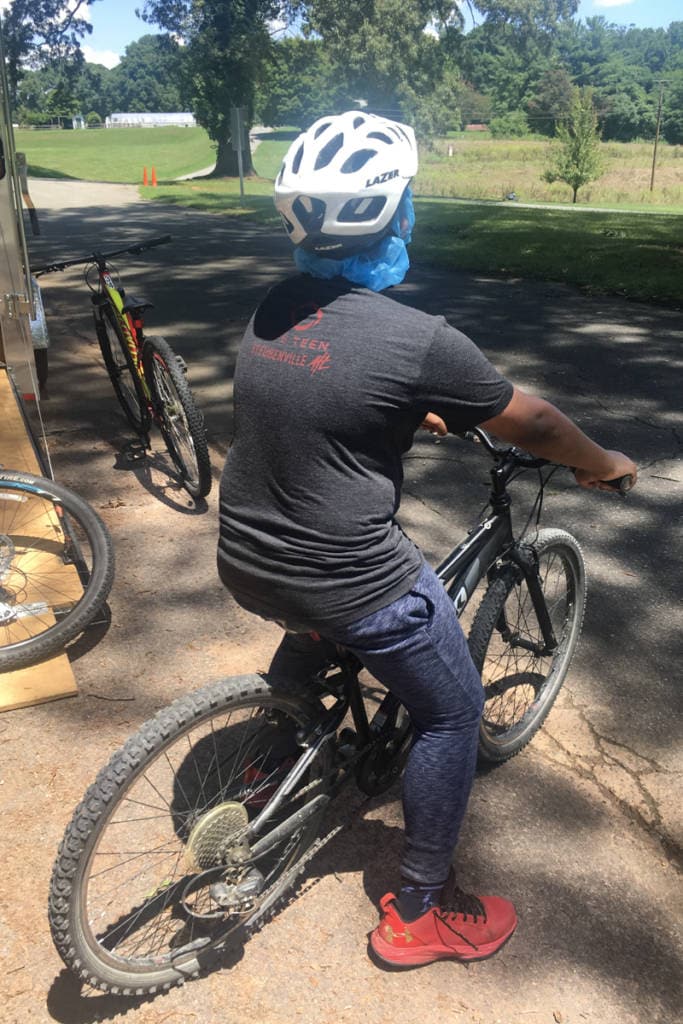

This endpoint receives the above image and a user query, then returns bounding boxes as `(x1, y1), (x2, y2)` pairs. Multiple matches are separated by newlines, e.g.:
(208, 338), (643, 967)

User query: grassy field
(16, 126), (215, 182)
(418, 135), (683, 211)
(18, 126), (683, 304)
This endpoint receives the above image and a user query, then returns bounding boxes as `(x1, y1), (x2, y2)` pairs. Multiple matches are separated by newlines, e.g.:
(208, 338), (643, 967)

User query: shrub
(489, 111), (529, 138)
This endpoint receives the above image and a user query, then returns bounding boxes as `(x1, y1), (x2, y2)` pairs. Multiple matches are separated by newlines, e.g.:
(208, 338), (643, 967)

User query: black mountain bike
(48, 429), (631, 995)
(34, 237), (212, 500)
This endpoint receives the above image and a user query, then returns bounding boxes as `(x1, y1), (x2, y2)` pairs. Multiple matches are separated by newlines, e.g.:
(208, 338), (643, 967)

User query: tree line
(3, 0), (682, 177)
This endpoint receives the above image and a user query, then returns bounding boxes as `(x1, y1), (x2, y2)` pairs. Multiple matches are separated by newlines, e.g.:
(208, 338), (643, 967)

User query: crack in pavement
(540, 691), (682, 871)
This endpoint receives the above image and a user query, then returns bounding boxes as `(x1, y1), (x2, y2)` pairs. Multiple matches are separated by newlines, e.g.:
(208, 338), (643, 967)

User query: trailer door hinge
(3, 292), (32, 319)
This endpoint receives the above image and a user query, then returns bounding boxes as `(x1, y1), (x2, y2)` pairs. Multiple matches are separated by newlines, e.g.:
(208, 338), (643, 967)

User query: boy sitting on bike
(217, 111), (637, 967)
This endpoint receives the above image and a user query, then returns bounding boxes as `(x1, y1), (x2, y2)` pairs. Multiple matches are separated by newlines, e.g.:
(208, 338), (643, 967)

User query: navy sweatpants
(268, 562), (484, 885)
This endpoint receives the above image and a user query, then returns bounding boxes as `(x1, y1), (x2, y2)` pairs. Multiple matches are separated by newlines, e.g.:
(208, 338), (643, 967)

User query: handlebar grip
(600, 474), (634, 493)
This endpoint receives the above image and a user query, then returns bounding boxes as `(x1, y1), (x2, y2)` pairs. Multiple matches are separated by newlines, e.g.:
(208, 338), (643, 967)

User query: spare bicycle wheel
(0, 471), (114, 671)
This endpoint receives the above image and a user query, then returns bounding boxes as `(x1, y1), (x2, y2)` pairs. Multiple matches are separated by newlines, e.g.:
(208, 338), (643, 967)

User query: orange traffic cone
(151, 166), (158, 187)
(143, 166), (148, 186)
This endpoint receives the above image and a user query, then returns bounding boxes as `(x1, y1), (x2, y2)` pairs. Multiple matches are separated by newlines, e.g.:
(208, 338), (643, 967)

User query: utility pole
(650, 80), (667, 192)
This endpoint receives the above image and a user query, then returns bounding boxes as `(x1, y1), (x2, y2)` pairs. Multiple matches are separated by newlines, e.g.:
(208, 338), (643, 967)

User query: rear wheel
(49, 675), (332, 994)
(0, 471), (114, 670)
(468, 529), (586, 763)
(95, 305), (148, 434)
(142, 336), (211, 498)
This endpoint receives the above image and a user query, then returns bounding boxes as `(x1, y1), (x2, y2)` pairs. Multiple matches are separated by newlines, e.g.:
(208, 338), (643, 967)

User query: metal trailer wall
(0, 19), (39, 405)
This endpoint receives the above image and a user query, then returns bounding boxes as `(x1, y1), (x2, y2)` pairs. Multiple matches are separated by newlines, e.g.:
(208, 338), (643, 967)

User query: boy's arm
(480, 387), (638, 491)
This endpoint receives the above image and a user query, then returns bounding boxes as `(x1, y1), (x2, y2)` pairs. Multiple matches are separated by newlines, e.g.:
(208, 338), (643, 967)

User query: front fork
(501, 544), (558, 655)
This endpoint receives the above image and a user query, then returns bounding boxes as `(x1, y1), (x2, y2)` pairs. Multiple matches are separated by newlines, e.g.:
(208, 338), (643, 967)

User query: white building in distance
(105, 112), (197, 128)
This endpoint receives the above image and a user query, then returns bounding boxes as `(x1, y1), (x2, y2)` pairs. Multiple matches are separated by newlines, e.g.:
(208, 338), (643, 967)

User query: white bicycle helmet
(274, 110), (418, 255)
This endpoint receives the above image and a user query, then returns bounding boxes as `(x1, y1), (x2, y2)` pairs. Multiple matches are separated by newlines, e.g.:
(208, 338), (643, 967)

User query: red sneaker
(369, 875), (517, 968)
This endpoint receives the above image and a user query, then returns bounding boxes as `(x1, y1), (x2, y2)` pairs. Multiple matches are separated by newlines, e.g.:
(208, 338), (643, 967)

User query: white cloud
(593, 0), (636, 7)
(82, 45), (120, 68)
(59, 0), (92, 23)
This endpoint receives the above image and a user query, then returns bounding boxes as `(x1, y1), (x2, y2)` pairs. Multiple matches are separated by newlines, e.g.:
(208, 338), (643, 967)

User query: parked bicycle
(48, 429), (631, 994)
(34, 237), (212, 499)
(0, 469), (113, 671)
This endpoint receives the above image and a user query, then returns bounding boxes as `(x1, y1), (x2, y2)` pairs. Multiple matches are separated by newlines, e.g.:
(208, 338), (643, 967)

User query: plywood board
(0, 368), (79, 709)
(0, 649), (78, 710)
(0, 370), (42, 472)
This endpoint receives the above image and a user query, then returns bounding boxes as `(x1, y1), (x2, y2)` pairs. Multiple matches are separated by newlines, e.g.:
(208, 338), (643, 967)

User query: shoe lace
(440, 873), (487, 924)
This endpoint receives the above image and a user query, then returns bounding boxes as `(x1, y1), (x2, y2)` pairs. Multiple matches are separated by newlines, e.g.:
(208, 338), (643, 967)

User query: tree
(661, 70), (683, 145)
(1, 0), (95, 106)
(543, 86), (603, 203)
(140, 0), (279, 176)
(461, 0), (579, 115)
(255, 37), (351, 130)
(295, 0), (466, 143)
(107, 35), (182, 114)
(525, 65), (574, 136)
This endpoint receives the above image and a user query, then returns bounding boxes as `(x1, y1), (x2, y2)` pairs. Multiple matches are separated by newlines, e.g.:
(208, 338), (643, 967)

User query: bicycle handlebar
(32, 235), (173, 276)
(462, 427), (634, 493)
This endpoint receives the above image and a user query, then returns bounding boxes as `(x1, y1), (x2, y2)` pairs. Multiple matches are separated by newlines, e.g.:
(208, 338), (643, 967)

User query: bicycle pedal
(123, 440), (149, 463)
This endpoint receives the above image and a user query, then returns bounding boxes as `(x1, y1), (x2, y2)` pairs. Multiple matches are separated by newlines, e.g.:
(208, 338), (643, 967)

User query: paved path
(3, 179), (681, 1024)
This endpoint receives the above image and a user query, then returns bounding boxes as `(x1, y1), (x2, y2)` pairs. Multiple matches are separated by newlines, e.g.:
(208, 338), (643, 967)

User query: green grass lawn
(16, 126), (216, 182)
(412, 200), (682, 305)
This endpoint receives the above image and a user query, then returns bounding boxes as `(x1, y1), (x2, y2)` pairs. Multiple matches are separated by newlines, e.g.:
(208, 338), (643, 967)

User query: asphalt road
(1, 178), (681, 1024)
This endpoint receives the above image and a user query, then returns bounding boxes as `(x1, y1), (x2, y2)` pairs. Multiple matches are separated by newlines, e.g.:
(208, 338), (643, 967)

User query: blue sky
(83, 0), (681, 68)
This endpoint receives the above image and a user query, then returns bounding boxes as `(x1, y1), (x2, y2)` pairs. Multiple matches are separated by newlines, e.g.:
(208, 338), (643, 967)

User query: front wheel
(142, 336), (212, 499)
(468, 528), (586, 764)
(49, 675), (331, 995)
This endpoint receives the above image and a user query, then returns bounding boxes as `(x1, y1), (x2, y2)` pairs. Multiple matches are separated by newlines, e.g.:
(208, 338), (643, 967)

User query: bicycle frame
(33, 235), (173, 409)
(93, 263), (153, 402)
(279, 433), (564, 778)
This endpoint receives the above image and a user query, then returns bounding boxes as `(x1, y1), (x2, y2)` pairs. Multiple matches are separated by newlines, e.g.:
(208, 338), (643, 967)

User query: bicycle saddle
(122, 294), (154, 314)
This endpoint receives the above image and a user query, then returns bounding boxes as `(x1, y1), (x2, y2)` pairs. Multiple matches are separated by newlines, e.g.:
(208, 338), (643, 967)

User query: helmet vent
(339, 196), (387, 222)
(279, 212), (295, 234)
(314, 121), (332, 139)
(291, 144), (305, 174)
(292, 195), (326, 232)
(368, 131), (393, 144)
(340, 148), (377, 173)
(314, 133), (344, 170)
(353, 116), (366, 128)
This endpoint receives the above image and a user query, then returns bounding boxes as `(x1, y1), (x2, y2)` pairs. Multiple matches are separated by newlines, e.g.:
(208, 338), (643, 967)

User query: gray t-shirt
(217, 275), (513, 630)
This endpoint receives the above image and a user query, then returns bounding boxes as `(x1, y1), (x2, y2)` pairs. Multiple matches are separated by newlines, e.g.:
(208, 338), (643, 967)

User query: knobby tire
(142, 336), (211, 498)
(468, 528), (586, 763)
(0, 471), (114, 671)
(49, 674), (331, 995)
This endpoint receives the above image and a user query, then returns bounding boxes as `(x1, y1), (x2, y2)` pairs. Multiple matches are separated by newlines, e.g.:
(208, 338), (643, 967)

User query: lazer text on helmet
(365, 169), (399, 188)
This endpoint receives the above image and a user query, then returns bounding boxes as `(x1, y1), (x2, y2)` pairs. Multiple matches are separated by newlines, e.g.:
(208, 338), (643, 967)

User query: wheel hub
(0, 533), (15, 579)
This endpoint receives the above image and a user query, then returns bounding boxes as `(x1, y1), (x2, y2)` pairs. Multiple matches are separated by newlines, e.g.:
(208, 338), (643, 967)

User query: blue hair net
(293, 188), (415, 292)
